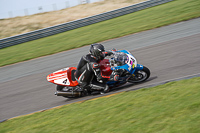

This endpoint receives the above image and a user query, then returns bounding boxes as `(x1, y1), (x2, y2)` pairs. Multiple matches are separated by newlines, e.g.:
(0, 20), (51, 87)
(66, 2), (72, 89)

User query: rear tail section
(47, 67), (79, 86)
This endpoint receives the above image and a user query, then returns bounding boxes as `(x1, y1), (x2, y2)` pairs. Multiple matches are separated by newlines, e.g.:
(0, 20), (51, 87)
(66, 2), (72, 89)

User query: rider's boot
(100, 84), (110, 94)
(90, 83), (109, 94)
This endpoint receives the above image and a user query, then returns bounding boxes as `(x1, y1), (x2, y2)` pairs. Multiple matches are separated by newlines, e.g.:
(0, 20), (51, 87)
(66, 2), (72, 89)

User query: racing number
(131, 58), (135, 68)
(128, 57), (135, 71)
(63, 79), (68, 84)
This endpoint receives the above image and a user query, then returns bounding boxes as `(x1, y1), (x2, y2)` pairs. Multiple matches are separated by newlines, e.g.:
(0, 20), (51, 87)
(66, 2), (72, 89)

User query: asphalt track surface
(0, 18), (200, 121)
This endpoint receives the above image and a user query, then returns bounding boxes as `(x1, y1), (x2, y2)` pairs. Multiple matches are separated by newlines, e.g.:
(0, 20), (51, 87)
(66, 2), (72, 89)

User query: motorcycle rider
(75, 43), (118, 94)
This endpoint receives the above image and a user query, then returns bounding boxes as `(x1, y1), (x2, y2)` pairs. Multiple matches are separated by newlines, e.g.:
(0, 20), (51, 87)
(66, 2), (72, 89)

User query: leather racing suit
(75, 53), (108, 92)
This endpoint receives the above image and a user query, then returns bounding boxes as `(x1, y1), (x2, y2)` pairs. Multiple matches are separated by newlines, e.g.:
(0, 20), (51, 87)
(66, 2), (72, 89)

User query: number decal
(63, 79), (68, 84)
(127, 55), (136, 71)
(129, 57), (135, 70)
(131, 58), (135, 63)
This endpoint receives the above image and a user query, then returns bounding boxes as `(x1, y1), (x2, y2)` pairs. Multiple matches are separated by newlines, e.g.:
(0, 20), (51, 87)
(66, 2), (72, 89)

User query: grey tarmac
(0, 18), (200, 121)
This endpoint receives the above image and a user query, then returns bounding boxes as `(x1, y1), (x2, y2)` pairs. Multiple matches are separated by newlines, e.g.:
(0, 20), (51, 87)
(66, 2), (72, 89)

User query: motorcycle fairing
(135, 64), (144, 71)
(118, 50), (131, 55)
(99, 59), (112, 78)
(47, 67), (79, 86)
(110, 50), (137, 74)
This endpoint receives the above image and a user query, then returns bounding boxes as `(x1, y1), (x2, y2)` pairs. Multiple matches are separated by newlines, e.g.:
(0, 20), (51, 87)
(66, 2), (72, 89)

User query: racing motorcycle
(46, 50), (150, 98)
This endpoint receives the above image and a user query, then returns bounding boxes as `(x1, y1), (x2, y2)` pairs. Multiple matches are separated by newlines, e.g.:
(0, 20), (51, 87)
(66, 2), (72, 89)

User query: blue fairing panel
(117, 50), (131, 55)
(111, 64), (126, 70)
(135, 64), (143, 71)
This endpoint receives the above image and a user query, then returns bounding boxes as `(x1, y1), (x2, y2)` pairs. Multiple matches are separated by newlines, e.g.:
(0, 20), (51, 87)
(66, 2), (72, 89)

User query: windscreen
(110, 52), (128, 66)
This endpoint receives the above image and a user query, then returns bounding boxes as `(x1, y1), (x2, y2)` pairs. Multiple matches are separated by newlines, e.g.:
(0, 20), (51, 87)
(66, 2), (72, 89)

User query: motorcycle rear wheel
(128, 66), (150, 83)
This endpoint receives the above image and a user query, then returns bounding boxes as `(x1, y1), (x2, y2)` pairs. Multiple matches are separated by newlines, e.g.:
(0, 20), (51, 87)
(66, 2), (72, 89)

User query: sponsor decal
(48, 73), (67, 81)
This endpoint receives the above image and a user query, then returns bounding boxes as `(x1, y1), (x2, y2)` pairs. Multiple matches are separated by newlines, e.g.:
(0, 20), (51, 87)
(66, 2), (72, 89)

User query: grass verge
(0, 0), (200, 67)
(1, 77), (200, 133)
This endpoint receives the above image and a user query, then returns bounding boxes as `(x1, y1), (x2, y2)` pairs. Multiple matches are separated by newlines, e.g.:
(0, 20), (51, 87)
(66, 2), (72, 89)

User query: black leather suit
(75, 54), (106, 90)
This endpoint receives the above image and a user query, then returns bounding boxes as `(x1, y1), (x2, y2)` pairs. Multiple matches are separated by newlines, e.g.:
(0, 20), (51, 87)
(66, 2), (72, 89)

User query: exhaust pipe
(55, 91), (82, 97)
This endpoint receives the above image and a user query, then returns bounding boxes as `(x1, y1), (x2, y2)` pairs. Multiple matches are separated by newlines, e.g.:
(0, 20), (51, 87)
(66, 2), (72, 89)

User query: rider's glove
(104, 51), (114, 57)
(97, 75), (104, 82)
(109, 71), (119, 81)
(111, 48), (117, 52)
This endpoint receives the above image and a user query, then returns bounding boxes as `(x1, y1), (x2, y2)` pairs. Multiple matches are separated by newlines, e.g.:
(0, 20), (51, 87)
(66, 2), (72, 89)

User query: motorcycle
(46, 50), (150, 98)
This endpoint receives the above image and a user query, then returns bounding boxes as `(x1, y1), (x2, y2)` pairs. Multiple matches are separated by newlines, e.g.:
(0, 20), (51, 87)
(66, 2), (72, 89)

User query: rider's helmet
(90, 43), (105, 60)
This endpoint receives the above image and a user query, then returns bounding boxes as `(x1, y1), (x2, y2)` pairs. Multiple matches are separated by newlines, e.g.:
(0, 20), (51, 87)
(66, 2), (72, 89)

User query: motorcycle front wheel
(128, 66), (150, 83)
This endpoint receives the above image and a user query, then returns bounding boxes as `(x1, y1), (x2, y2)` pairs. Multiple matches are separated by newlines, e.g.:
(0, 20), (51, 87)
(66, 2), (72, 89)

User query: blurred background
(0, 0), (104, 19)
(0, 0), (144, 39)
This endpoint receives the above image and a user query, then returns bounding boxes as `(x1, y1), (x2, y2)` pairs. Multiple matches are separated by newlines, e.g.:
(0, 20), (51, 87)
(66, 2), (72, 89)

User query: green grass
(1, 0), (200, 67)
(1, 77), (200, 133)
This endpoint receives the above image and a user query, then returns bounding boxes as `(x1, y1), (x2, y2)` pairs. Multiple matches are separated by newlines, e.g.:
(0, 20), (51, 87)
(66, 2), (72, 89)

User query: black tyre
(128, 66), (150, 83)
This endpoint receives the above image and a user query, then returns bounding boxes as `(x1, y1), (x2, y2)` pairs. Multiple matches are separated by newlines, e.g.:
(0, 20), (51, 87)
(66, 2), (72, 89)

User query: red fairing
(67, 67), (79, 86)
(99, 59), (112, 78)
(47, 67), (79, 86)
